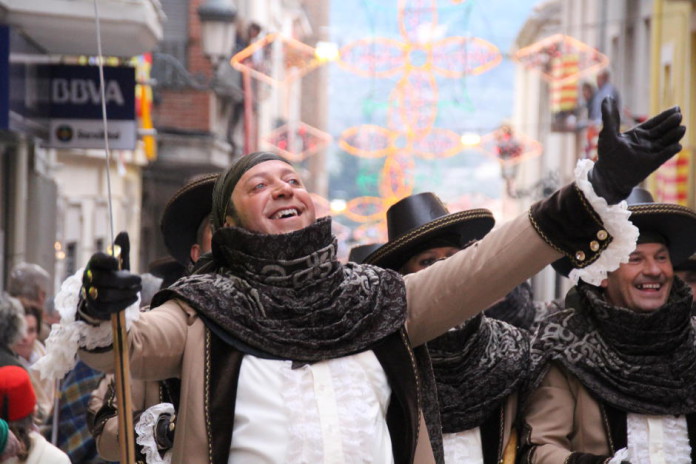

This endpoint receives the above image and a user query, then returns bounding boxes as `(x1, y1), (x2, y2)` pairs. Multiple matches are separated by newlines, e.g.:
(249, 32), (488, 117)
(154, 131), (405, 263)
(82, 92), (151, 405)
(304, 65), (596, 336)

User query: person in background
(7, 264), (52, 343)
(674, 254), (696, 300)
(364, 192), (529, 464)
(520, 188), (696, 463)
(11, 305), (54, 425)
(0, 365), (69, 463)
(0, 294), (24, 369)
(0, 418), (21, 461)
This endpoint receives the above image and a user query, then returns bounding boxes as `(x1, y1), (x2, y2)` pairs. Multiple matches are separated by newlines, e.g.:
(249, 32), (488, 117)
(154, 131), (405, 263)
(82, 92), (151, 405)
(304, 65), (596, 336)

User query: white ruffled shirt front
(230, 350), (394, 463)
(442, 428), (484, 464)
(622, 414), (692, 464)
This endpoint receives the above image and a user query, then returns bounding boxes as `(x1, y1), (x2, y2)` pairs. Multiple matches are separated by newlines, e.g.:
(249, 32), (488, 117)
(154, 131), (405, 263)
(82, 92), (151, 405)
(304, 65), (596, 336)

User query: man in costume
(364, 192), (529, 464)
(520, 188), (696, 463)
(39, 98), (685, 463)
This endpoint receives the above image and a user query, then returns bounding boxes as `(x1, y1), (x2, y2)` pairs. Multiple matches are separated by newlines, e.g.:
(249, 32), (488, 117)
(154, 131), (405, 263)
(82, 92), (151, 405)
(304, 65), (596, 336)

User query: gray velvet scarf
(428, 314), (531, 432)
(153, 217), (408, 362)
(530, 279), (696, 415)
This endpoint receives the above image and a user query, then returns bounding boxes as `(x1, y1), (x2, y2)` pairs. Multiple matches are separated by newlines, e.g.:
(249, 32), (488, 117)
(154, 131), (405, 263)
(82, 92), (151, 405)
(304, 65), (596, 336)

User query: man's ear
(224, 215), (236, 228)
(190, 244), (201, 264)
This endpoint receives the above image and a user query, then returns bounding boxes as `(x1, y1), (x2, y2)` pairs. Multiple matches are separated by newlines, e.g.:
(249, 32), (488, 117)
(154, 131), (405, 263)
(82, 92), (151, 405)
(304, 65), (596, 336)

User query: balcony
(0, 0), (164, 57)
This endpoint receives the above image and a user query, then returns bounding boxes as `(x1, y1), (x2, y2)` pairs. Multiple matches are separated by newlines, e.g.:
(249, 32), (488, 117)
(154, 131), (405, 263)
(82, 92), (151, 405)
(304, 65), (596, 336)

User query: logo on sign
(52, 79), (125, 106)
(55, 124), (73, 142)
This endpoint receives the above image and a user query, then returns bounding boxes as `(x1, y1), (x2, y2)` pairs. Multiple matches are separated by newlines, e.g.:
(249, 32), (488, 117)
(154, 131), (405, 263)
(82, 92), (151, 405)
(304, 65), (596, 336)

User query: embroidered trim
(135, 402), (175, 464)
(32, 268), (141, 381)
(569, 159), (639, 286)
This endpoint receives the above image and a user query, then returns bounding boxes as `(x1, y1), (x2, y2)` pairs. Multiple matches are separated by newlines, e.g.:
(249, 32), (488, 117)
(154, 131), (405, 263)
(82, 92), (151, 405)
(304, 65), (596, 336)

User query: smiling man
(46, 98), (689, 464)
(520, 188), (696, 464)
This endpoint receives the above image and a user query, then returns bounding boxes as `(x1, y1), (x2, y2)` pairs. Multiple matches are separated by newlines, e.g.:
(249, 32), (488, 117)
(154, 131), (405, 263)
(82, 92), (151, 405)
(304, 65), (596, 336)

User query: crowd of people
(0, 95), (693, 464)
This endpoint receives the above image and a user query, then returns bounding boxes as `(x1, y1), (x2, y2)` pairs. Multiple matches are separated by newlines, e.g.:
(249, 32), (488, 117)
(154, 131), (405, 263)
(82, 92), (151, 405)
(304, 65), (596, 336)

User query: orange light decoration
(262, 121), (332, 162)
(231, 33), (322, 86)
(336, 0), (502, 226)
(479, 127), (543, 167)
(513, 34), (609, 84)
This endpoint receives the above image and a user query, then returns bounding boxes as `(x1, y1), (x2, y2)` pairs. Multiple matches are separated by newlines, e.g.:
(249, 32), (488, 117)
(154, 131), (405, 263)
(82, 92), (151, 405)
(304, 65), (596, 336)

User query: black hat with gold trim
(160, 173), (219, 266)
(348, 243), (383, 264)
(553, 188), (696, 277)
(363, 192), (495, 271)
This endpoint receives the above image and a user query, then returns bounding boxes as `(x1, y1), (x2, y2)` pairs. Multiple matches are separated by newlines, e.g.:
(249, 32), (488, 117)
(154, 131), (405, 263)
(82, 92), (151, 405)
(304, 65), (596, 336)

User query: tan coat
(521, 363), (611, 463)
(87, 374), (163, 462)
(80, 214), (560, 464)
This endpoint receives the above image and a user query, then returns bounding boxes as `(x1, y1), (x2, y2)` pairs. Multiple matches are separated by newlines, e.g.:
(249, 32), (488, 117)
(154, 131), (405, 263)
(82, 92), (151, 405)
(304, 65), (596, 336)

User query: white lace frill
(135, 402), (174, 464)
(569, 159), (639, 286)
(607, 447), (629, 464)
(625, 414), (691, 464)
(32, 268), (141, 381)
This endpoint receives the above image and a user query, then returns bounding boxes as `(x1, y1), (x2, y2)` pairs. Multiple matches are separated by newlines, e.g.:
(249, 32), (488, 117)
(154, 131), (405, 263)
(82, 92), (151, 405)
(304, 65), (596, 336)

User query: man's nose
(643, 258), (663, 276)
(272, 181), (293, 197)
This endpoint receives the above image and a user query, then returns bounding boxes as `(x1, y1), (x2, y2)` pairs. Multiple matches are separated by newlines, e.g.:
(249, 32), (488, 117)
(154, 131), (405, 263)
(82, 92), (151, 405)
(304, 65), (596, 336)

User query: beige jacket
(521, 363), (611, 463)
(87, 374), (164, 462)
(80, 214), (560, 464)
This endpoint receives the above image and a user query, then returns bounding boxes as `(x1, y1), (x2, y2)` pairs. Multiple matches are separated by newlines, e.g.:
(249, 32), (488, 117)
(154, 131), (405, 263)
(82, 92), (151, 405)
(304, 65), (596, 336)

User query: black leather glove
(81, 232), (141, 320)
(589, 96), (685, 204)
(155, 412), (176, 450)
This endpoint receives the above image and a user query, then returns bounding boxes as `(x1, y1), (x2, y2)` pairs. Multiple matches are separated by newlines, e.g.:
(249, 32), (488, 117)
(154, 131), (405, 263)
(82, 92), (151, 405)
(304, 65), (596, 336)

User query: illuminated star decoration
(336, 0), (502, 231)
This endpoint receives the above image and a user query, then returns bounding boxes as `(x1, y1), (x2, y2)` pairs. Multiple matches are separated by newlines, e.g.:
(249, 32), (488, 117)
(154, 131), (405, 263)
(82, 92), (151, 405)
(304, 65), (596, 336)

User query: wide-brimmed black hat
(161, 173), (219, 266)
(363, 192), (495, 271)
(148, 255), (187, 288)
(553, 187), (696, 277)
(675, 254), (696, 272)
(348, 243), (383, 264)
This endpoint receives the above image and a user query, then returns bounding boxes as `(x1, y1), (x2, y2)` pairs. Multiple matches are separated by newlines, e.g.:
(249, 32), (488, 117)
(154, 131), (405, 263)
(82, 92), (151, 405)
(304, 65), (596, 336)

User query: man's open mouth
(271, 208), (300, 219)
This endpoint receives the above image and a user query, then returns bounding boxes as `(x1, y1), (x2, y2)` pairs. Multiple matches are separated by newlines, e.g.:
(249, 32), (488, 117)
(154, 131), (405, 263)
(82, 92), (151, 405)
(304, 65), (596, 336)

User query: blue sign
(47, 64), (136, 149)
(49, 65), (135, 120)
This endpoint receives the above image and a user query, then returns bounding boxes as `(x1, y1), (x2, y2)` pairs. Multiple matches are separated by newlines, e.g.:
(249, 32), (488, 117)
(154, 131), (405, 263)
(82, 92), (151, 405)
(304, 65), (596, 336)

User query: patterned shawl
(530, 279), (696, 415)
(152, 217), (407, 363)
(427, 314), (531, 432)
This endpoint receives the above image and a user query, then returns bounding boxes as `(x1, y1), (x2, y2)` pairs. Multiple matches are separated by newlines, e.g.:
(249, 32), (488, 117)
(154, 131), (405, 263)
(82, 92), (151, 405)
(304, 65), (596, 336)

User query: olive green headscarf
(211, 152), (292, 232)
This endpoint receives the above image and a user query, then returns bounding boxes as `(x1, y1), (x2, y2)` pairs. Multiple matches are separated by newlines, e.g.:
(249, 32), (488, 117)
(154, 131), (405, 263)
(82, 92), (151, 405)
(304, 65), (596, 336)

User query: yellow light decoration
(430, 36), (502, 77)
(379, 154), (415, 199)
(315, 41), (340, 62)
(261, 121), (332, 162)
(411, 128), (464, 160)
(338, 38), (406, 78)
(339, 125), (394, 158)
(344, 196), (388, 223)
(513, 34), (609, 85)
(231, 33), (322, 87)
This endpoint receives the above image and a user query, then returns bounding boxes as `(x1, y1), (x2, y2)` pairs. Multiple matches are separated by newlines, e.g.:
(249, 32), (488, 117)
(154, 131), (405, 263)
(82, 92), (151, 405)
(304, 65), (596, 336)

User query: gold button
(590, 240), (600, 252)
(597, 230), (608, 240)
(575, 251), (586, 261)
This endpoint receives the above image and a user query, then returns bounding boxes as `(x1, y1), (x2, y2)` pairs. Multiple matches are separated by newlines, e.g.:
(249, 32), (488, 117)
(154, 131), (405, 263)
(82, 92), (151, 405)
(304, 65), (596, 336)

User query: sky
(325, 0), (541, 245)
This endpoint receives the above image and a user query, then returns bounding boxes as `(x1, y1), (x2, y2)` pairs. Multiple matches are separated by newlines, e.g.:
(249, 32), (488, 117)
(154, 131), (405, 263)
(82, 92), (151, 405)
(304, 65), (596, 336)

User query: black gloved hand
(155, 412), (176, 450)
(589, 96), (685, 204)
(81, 232), (141, 320)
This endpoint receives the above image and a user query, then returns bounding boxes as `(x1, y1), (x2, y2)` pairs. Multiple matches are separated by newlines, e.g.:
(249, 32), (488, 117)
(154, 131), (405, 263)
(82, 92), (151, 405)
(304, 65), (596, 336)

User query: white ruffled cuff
(607, 447), (629, 464)
(568, 159), (639, 286)
(32, 268), (141, 381)
(135, 402), (174, 464)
